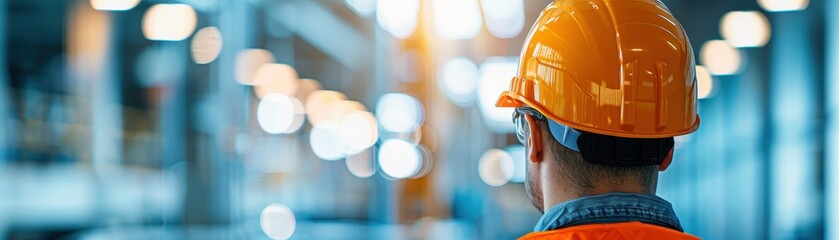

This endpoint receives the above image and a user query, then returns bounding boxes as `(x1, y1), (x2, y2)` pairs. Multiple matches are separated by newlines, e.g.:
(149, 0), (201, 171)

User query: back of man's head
(535, 119), (658, 196)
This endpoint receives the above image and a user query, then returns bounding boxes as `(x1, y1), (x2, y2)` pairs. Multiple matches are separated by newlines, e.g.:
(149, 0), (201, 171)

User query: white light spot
(346, 0), (376, 17)
(253, 64), (299, 98)
(438, 57), (479, 107)
(481, 0), (525, 38)
(432, 0), (482, 40)
(479, 148), (515, 187)
(505, 145), (526, 183)
(346, 148), (376, 178)
(235, 49), (276, 85)
(141, 4), (197, 41)
(378, 139), (421, 179)
(758, 0), (809, 12)
(376, 0), (419, 39)
(478, 57), (517, 133)
(257, 94), (305, 134)
(91, 0), (140, 11)
(190, 27), (223, 64)
(700, 40), (742, 75)
(260, 203), (296, 240)
(721, 11), (771, 48)
(696, 66), (714, 99)
(310, 121), (347, 161)
(340, 111), (379, 154)
(376, 93), (424, 133)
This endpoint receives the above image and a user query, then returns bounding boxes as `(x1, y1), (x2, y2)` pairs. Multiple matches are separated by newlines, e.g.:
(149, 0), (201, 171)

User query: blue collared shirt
(534, 193), (684, 232)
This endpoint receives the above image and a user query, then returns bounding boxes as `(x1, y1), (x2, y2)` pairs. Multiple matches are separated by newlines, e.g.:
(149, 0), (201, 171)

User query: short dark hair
(533, 119), (658, 195)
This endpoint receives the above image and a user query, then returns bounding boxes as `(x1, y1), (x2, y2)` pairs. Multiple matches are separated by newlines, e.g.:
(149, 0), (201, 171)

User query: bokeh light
(340, 111), (379, 154)
(438, 57), (479, 107)
(320, 100), (367, 125)
(721, 11), (771, 48)
(378, 139), (422, 179)
(378, 129), (421, 147)
(479, 148), (515, 187)
(505, 145), (526, 183)
(432, 0), (482, 40)
(480, 0), (525, 38)
(345, 0), (376, 17)
(478, 57), (517, 133)
(190, 27), (223, 64)
(305, 90), (348, 125)
(257, 93), (305, 134)
(91, 0), (140, 11)
(696, 66), (715, 99)
(235, 49), (276, 85)
(9, 0), (833, 239)
(253, 64), (299, 99)
(141, 4), (197, 41)
(260, 203), (296, 240)
(346, 148), (376, 178)
(376, 0), (419, 39)
(310, 121), (347, 161)
(376, 93), (424, 134)
(758, 0), (809, 12)
(700, 40), (742, 75)
(419, 125), (440, 152)
(413, 145), (434, 179)
(295, 79), (323, 102)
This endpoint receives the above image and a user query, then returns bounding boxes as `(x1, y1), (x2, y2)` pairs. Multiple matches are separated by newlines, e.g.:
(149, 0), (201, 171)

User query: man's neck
(541, 176), (654, 212)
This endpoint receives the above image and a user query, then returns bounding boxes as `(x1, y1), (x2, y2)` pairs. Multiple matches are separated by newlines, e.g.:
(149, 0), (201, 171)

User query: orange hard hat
(496, 0), (700, 139)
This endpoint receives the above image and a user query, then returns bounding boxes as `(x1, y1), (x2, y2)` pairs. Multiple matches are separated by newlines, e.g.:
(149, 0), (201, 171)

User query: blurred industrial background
(0, 0), (836, 239)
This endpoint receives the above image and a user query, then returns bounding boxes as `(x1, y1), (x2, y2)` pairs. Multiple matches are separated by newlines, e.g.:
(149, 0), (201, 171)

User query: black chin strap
(576, 132), (674, 167)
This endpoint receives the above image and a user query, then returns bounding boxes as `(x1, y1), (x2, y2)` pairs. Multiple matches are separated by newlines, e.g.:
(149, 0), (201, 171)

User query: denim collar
(534, 193), (683, 232)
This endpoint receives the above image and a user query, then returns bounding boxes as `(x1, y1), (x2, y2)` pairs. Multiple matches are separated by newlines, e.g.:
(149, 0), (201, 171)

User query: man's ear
(524, 115), (543, 163)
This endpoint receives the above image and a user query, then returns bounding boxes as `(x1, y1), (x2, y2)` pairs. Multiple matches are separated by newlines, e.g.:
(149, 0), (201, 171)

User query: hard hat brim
(495, 91), (524, 108)
(495, 90), (701, 139)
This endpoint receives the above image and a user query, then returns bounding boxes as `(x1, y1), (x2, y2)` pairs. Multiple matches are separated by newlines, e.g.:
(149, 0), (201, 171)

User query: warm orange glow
(720, 11), (771, 48)
(700, 40), (742, 75)
(294, 79), (323, 102)
(253, 64), (299, 98)
(305, 90), (347, 125)
(68, 2), (111, 80)
(190, 27), (223, 64)
(696, 66), (714, 99)
(319, 100), (366, 124)
(142, 4), (198, 41)
(235, 49), (276, 85)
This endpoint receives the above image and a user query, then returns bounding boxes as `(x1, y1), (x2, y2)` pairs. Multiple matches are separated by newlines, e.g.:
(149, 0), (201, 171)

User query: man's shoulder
(518, 222), (701, 240)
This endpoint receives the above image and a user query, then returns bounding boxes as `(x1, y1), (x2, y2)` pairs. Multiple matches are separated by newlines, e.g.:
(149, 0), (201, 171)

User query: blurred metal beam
(179, 0), (249, 225)
(767, 7), (824, 240)
(827, 0), (839, 238)
(0, 0), (9, 160)
(267, 0), (370, 71)
(0, 0), (10, 237)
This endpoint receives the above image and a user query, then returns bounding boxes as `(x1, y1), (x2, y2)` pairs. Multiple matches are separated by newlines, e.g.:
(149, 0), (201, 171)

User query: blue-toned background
(0, 0), (835, 239)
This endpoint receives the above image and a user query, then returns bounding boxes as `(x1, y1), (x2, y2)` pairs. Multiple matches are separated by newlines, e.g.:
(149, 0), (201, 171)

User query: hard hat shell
(496, 0), (700, 138)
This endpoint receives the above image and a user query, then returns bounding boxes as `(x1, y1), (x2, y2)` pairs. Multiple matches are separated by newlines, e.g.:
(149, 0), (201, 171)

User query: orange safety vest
(518, 222), (700, 240)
